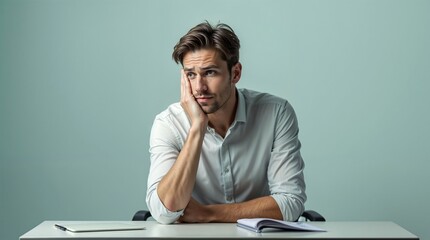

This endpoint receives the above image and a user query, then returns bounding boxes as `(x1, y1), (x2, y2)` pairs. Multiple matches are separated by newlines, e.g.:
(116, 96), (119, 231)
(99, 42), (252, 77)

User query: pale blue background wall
(1, 0), (429, 239)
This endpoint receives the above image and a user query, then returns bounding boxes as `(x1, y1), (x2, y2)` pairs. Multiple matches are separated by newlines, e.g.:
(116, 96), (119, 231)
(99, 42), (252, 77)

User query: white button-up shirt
(146, 88), (306, 224)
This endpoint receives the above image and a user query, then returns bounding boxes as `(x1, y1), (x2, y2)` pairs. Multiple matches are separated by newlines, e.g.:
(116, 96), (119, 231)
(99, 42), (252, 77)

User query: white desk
(20, 221), (419, 240)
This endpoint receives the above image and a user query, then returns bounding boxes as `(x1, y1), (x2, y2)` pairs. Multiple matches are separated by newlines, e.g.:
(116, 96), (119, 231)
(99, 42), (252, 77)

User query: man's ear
(231, 62), (242, 84)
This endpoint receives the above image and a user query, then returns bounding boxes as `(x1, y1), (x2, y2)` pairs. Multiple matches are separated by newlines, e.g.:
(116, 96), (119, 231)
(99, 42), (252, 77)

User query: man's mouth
(195, 95), (213, 103)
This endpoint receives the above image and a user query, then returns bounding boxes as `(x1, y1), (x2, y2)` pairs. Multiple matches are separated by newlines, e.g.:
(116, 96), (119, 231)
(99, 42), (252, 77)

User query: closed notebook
(237, 218), (325, 233)
(54, 222), (145, 232)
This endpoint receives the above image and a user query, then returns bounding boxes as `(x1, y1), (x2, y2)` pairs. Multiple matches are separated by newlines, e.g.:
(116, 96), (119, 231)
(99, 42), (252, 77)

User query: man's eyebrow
(183, 67), (194, 72)
(201, 65), (220, 70)
(183, 65), (220, 72)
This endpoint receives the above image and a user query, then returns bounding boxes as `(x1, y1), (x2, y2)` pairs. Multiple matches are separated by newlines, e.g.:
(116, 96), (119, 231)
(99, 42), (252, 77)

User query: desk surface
(20, 221), (419, 240)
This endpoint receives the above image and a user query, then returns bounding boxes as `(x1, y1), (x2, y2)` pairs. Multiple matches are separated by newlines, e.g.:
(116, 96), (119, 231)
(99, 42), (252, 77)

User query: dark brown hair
(172, 21), (240, 70)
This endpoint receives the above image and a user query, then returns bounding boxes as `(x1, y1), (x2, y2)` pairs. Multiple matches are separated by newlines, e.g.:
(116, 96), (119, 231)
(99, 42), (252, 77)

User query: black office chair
(132, 209), (325, 222)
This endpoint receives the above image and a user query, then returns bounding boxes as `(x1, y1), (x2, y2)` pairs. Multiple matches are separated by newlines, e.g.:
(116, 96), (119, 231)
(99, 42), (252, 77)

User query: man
(146, 22), (306, 224)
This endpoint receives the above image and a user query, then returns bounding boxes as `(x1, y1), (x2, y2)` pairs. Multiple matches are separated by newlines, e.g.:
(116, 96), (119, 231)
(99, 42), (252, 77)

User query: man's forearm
(157, 127), (205, 212)
(210, 196), (283, 222)
(181, 196), (283, 223)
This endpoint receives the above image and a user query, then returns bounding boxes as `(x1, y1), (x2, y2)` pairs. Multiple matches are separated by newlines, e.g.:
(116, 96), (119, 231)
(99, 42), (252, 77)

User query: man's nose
(194, 75), (208, 93)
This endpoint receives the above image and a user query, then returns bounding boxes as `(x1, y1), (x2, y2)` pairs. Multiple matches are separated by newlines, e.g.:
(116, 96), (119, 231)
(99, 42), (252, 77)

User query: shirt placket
(220, 141), (234, 204)
(208, 127), (235, 204)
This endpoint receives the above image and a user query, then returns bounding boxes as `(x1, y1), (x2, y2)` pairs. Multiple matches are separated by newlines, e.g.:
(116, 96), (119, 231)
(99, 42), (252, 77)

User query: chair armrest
(301, 210), (325, 221)
(132, 210), (152, 221)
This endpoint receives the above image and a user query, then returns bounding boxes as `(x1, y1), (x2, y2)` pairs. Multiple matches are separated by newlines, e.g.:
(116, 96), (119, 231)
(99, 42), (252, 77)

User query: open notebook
(237, 218), (325, 233)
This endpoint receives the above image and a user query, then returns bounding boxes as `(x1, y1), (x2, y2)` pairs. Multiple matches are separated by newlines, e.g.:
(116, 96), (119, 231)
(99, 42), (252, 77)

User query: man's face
(182, 48), (239, 114)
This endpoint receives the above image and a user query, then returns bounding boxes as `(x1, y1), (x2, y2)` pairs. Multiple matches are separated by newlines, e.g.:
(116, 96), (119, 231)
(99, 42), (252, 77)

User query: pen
(54, 224), (67, 231)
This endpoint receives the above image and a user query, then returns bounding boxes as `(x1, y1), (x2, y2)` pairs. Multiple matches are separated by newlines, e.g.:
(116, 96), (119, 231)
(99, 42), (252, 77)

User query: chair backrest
(132, 210), (152, 221)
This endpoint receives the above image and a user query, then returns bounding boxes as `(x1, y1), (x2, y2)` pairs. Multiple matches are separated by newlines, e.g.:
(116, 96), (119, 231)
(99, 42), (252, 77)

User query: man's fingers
(180, 69), (186, 99)
(185, 77), (190, 96)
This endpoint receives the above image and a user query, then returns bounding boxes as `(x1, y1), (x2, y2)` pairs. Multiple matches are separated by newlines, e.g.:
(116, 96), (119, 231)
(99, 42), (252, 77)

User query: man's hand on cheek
(180, 69), (208, 130)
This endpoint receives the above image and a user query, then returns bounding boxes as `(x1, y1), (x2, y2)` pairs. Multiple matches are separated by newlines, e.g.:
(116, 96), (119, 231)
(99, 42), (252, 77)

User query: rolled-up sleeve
(146, 185), (184, 224)
(145, 113), (184, 224)
(268, 102), (306, 221)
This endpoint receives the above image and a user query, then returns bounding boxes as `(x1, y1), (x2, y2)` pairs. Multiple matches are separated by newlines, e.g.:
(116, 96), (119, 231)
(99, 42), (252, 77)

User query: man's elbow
(285, 197), (305, 221)
(146, 190), (182, 224)
(146, 206), (181, 225)
(272, 194), (305, 221)
(161, 198), (186, 213)
(154, 214), (178, 225)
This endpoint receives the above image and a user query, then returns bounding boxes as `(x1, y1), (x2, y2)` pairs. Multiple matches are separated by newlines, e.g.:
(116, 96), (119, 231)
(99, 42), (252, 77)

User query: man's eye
(187, 72), (196, 79)
(205, 70), (216, 76)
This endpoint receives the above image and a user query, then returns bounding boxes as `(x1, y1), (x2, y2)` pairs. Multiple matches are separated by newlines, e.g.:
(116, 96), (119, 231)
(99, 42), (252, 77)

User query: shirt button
(224, 168), (229, 173)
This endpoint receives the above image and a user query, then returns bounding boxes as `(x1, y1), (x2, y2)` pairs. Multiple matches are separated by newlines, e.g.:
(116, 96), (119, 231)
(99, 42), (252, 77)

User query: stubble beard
(199, 83), (233, 115)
